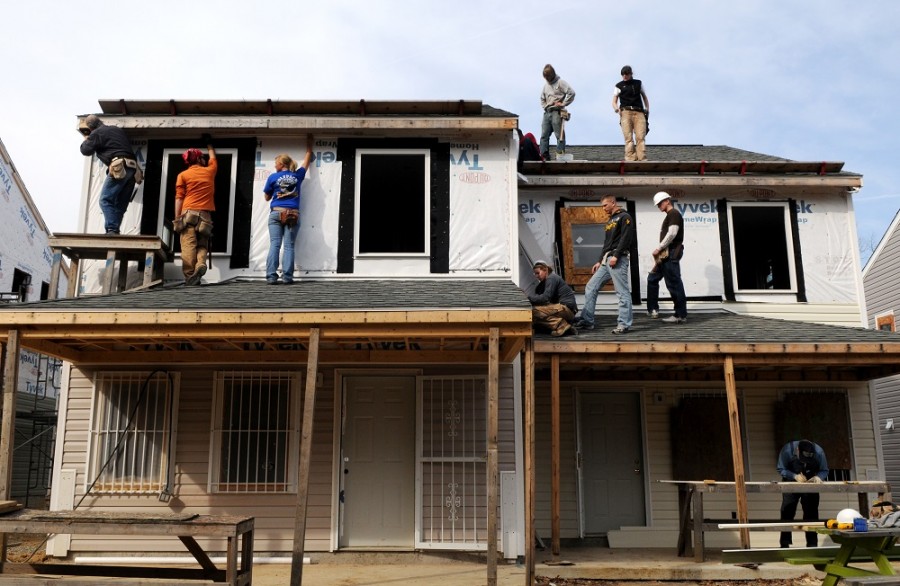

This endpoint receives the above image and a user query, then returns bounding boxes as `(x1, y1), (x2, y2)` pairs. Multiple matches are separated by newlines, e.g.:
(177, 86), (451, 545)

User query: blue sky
(1, 0), (897, 263)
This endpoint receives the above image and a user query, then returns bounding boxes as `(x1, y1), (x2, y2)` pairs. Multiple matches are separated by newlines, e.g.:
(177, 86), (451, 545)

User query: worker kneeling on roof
(776, 439), (829, 548)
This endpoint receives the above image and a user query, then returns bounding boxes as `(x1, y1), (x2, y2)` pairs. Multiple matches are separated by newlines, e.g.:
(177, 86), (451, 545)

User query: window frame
(876, 312), (896, 332)
(725, 201), (799, 294)
(559, 204), (613, 292)
(208, 371), (302, 494)
(353, 148), (431, 259)
(156, 148), (238, 256)
(86, 371), (179, 495)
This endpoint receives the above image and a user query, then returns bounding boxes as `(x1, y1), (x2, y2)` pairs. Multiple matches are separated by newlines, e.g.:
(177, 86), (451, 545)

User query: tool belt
(174, 209), (213, 237)
(273, 207), (299, 227)
(109, 157), (144, 184)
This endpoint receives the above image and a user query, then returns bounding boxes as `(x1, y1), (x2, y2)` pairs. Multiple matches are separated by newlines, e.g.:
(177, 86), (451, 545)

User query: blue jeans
(646, 259), (687, 318)
(267, 210), (300, 283)
(581, 255), (633, 329)
(99, 166), (136, 233)
(540, 108), (564, 155)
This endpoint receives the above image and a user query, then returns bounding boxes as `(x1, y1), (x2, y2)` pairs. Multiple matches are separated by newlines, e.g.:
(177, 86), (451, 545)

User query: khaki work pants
(620, 109), (647, 161)
(532, 304), (576, 337)
(179, 211), (212, 280)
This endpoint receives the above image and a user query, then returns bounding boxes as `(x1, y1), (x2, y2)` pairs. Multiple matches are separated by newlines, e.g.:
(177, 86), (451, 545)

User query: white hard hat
(836, 508), (862, 524)
(653, 191), (671, 206)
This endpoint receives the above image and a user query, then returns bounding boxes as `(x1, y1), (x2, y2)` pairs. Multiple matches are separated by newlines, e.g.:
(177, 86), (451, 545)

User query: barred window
(209, 371), (301, 493)
(88, 372), (178, 494)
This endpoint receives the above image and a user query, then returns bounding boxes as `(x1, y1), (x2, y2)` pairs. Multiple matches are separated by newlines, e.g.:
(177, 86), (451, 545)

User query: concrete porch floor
(247, 547), (824, 585)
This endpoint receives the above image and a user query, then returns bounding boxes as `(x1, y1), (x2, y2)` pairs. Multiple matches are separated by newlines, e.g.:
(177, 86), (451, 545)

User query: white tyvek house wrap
(519, 190), (858, 304)
(448, 137), (512, 272)
(79, 135), (514, 286)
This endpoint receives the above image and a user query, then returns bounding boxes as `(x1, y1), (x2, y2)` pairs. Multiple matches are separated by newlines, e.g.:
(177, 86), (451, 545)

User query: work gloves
(808, 475), (824, 484)
(794, 473), (808, 483)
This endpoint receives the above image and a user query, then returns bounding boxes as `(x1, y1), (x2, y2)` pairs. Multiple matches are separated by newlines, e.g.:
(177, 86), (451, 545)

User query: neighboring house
(863, 209), (900, 488)
(0, 137), (63, 507)
(0, 102), (899, 579)
(518, 145), (900, 550)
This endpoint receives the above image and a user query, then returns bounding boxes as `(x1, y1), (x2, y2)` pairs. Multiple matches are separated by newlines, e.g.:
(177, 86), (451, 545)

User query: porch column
(290, 327), (320, 586)
(0, 330), (20, 567)
(551, 354), (560, 556)
(524, 339), (536, 586)
(487, 328), (499, 586)
(724, 355), (750, 548)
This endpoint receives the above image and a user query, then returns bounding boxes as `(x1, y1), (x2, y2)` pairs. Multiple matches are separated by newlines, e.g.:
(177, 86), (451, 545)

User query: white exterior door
(577, 392), (645, 534)
(340, 376), (416, 548)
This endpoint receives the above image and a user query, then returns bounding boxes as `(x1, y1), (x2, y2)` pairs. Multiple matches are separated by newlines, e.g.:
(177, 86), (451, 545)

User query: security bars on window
(209, 371), (300, 493)
(88, 372), (176, 494)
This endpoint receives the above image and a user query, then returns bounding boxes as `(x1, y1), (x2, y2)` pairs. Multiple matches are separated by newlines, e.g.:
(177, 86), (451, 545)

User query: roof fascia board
(520, 175), (863, 188)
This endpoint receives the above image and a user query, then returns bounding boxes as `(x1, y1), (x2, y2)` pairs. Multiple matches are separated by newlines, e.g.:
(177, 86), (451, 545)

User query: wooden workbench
(0, 510), (253, 585)
(661, 480), (890, 562)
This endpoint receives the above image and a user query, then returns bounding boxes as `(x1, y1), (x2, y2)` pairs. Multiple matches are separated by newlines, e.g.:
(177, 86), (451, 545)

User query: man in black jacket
(574, 194), (634, 334)
(79, 115), (139, 234)
(528, 260), (578, 337)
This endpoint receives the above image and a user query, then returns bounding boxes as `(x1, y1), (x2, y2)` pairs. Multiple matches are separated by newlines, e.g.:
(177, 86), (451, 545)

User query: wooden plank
(724, 356), (750, 550)
(101, 250), (116, 296)
(486, 328), (499, 586)
(550, 354), (561, 556)
(524, 339), (535, 586)
(0, 331), (20, 501)
(290, 327), (320, 586)
(48, 252), (62, 300)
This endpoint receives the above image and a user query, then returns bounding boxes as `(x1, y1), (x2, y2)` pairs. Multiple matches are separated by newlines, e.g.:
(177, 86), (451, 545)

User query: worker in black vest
(776, 439), (828, 548)
(612, 65), (650, 161)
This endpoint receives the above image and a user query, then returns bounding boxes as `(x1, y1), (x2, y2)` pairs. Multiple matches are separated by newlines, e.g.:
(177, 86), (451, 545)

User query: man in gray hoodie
(539, 64), (576, 160)
(528, 260), (578, 337)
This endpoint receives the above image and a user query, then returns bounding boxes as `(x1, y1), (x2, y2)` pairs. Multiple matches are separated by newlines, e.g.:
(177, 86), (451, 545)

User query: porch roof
(0, 279), (532, 365)
(534, 311), (900, 382)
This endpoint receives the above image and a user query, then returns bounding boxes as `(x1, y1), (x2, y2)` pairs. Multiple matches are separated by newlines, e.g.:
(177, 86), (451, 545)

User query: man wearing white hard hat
(647, 191), (687, 323)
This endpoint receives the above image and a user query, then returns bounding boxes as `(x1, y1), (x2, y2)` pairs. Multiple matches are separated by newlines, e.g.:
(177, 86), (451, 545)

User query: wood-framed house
(1, 104), (900, 585)
(517, 146), (900, 553)
(0, 101), (533, 580)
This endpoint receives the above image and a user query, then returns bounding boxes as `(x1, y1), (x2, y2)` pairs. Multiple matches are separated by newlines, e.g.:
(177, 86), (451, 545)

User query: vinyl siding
(535, 381), (880, 548)
(57, 363), (517, 555)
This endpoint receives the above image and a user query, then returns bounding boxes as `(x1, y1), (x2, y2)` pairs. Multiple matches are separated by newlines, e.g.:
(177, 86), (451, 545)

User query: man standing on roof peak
(539, 64), (575, 160)
(612, 65), (650, 161)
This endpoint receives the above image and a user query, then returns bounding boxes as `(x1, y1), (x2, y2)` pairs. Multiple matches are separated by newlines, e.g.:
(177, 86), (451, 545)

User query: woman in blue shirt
(263, 137), (313, 284)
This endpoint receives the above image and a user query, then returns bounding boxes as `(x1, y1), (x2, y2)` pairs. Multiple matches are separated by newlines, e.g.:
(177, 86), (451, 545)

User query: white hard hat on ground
(653, 191), (671, 206)
(836, 508), (862, 524)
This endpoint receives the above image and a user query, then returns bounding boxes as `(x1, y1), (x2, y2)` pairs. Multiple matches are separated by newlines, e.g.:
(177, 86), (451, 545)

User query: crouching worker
(528, 260), (578, 337)
(173, 140), (217, 286)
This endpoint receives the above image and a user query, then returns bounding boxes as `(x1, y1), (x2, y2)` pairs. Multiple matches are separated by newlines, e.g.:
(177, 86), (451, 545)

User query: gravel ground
(5, 533), (50, 563)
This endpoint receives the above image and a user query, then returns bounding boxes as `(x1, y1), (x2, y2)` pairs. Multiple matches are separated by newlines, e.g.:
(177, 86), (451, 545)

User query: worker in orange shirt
(174, 139), (217, 286)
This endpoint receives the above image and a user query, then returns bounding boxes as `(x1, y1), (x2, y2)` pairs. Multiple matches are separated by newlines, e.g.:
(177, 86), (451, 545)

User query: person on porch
(777, 439), (828, 548)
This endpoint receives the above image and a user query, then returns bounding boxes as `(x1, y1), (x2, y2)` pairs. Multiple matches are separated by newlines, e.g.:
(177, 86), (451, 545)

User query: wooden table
(661, 480), (890, 562)
(0, 510), (253, 585)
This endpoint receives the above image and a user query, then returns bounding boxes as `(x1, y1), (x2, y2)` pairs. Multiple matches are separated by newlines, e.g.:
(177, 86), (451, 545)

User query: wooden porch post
(487, 328), (499, 586)
(290, 327), (320, 586)
(724, 355), (750, 548)
(551, 354), (560, 556)
(0, 330), (20, 565)
(524, 339), (535, 586)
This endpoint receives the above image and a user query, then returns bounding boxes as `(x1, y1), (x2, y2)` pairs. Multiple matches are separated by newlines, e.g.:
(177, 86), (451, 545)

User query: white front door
(577, 392), (646, 534)
(340, 376), (416, 548)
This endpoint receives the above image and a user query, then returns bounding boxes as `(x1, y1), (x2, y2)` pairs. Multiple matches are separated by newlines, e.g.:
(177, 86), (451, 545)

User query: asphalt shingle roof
(536, 310), (898, 344)
(563, 144), (791, 162)
(10, 278), (532, 312)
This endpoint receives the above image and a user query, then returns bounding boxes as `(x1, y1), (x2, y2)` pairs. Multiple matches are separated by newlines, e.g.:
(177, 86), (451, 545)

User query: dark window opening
(358, 153), (426, 254)
(160, 153), (234, 255)
(40, 281), (49, 300)
(12, 269), (31, 302)
(731, 206), (792, 290)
